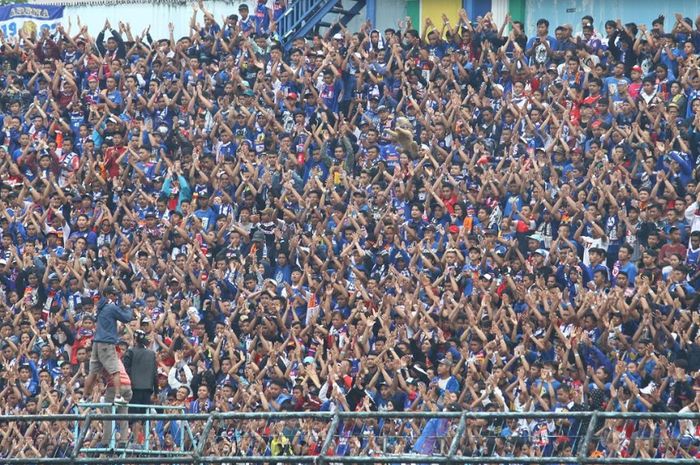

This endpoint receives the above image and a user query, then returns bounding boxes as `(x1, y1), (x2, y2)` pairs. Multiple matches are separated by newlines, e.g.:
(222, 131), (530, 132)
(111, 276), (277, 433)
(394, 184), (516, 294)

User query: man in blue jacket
(83, 286), (134, 404)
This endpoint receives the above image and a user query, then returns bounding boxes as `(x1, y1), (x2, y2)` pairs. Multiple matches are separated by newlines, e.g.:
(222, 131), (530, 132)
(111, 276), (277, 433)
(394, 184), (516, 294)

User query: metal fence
(2, 410), (700, 464)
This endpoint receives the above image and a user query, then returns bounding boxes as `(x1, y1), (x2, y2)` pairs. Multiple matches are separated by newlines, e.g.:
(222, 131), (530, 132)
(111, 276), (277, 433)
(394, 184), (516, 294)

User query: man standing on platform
(83, 287), (134, 404)
(123, 329), (157, 413)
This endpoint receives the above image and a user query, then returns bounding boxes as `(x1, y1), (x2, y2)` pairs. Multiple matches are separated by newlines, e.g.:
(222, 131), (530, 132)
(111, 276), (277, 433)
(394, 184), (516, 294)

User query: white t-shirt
(581, 236), (609, 266)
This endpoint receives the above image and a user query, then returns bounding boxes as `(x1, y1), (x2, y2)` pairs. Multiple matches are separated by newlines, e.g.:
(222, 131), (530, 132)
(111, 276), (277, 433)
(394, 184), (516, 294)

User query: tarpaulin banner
(0, 4), (64, 38)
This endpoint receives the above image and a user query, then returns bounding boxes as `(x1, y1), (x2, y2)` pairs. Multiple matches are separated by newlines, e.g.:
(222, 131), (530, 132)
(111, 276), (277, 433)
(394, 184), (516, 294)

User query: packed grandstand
(1, 1), (700, 462)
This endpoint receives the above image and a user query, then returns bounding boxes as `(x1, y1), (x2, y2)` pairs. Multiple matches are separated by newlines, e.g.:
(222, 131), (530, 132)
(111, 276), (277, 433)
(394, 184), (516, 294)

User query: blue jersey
(687, 246), (700, 273)
(254, 4), (271, 34)
(319, 80), (341, 113)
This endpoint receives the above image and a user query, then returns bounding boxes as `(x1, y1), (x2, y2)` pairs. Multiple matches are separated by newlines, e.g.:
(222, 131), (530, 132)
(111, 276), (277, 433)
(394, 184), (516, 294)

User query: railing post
(144, 407), (151, 451)
(180, 409), (185, 452)
(577, 411), (598, 465)
(318, 412), (340, 465)
(366, 0), (376, 26)
(193, 414), (216, 465)
(73, 416), (79, 452)
(447, 412), (467, 460)
(71, 413), (92, 459)
(108, 402), (116, 450)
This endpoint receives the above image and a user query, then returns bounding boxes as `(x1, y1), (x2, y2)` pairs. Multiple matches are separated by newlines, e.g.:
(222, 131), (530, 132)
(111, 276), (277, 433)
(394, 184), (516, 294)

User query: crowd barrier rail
(1, 410), (700, 464)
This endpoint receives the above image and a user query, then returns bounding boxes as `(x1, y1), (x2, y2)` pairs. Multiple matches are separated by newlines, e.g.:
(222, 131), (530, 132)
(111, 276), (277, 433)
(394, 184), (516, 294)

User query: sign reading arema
(0, 4), (63, 38)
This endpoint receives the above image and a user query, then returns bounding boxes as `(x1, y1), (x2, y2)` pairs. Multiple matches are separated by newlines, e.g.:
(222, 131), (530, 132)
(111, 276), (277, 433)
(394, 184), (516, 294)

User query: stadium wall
(523, 0), (700, 36)
(43, 0), (700, 43)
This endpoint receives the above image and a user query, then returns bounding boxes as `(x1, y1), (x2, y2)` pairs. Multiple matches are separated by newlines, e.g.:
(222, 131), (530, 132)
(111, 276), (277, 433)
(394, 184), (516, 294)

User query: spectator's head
(267, 378), (285, 398)
(624, 22), (638, 37)
(655, 62), (668, 79)
(134, 329), (148, 347)
(104, 286), (119, 300)
(197, 384), (210, 401)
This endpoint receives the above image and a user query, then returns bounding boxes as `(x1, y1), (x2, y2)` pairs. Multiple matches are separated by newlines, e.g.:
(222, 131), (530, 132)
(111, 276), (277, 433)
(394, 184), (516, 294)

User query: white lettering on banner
(8, 7), (51, 19)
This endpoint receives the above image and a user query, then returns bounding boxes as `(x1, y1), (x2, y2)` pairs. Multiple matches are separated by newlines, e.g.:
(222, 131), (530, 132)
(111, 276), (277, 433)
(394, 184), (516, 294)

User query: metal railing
(76, 402), (188, 455)
(278, 0), (326, 42)
(2, 410), (700, 464)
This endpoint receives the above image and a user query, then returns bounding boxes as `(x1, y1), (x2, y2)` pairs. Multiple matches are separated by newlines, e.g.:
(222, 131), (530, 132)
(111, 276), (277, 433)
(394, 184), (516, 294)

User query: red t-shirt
(103, 145), (127, 178)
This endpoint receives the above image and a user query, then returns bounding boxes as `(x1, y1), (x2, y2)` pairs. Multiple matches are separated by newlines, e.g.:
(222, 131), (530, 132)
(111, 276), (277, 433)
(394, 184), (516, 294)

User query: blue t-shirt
(319, 79), (341, 113)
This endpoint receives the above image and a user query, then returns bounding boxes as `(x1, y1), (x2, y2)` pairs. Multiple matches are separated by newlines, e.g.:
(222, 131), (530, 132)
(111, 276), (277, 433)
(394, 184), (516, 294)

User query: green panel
(406, 0), (420, 29)
(508, 0), (525, 23)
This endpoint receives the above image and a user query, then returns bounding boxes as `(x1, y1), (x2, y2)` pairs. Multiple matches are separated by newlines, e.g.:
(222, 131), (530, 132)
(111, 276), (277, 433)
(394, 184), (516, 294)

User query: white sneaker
(113, 396), (127, 405)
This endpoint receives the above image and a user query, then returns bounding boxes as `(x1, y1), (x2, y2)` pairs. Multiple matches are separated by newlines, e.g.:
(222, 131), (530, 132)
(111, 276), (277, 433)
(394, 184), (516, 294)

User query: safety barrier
(76, 402), (188, 455)
(1, 410), (700, 463)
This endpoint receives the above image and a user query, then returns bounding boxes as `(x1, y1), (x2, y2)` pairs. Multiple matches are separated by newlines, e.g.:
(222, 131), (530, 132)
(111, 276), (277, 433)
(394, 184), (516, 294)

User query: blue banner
(0, 4), (64, 38)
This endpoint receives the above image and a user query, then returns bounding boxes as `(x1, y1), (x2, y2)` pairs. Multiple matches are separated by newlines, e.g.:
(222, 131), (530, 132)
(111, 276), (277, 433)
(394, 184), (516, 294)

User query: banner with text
(0, 4), (64, 38)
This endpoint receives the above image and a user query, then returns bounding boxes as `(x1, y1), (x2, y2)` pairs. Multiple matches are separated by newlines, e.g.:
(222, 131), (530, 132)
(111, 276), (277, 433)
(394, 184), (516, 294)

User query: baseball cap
(534, 249), (549, 258)
(104, 286), (118, 296)
(590, 247), (607, 256)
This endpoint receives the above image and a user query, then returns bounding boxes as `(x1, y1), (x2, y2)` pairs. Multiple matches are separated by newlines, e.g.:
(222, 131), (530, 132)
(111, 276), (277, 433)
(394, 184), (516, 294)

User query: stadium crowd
(2, 0), (700, 461)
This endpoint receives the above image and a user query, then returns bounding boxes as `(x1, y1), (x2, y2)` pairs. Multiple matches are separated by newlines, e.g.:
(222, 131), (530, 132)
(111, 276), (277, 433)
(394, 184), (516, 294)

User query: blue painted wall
(464, 0), (493, 19)
(524, 0), (700, 36)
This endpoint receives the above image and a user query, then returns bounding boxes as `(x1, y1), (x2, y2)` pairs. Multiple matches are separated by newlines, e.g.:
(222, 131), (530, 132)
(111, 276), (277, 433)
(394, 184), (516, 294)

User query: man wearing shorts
(84, 286), (134, 404)
(101, 345), (133, 448)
